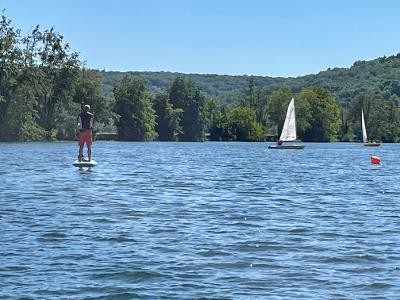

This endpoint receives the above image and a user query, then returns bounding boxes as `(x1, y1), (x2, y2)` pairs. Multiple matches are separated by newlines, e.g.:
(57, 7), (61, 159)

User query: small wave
(37, 231), (67, 242)
(288, 227), (309, 233)
(90, 270), (164, 283)
(198, 249), (231, 257)
(92, 217), (118, 223)
(1, 265), (29, 272)
(337, 266), (385, 274)
(148, 227), (178, 234)
(323, 254), (385, 264)
(94, 235), (137, 243)
(230, 222), (261, 228)
(92, 292), (142, 300)
(363, 282), (394, 289)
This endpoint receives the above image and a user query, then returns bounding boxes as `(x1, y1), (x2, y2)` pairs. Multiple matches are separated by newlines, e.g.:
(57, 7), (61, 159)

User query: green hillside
(97, 70), (291, 105)
(97, 53), (400, 107)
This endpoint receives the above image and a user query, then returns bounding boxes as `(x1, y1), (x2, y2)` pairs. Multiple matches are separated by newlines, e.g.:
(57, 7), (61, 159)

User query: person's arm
(90, 113), (94, 129)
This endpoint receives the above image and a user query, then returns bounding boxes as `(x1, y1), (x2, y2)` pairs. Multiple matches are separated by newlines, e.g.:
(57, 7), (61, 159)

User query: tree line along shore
(2, 12), (400, 143)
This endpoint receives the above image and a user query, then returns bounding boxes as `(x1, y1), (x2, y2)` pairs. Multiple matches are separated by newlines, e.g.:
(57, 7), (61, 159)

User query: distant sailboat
(361, 109), (380, 147)
(268, 98), (304, 149)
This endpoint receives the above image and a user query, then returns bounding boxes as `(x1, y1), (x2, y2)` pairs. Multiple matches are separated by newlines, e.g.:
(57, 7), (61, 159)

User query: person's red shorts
(78, 129), (92, 147)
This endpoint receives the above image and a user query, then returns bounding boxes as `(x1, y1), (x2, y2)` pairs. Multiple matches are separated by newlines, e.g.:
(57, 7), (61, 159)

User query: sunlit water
(0, 141), (399, 299)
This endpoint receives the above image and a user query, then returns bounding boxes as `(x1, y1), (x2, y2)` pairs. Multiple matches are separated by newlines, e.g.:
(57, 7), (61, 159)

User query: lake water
(0, 141), (399, 299)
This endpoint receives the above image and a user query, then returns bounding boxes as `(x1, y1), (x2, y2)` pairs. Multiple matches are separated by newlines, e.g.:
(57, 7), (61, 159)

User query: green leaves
(266, 87), (341, 142)
(113, 77), (157, 141)
(168, 76), (206, 141)
(267, 86), (293, 136)
(298, 88), (341, 142)
(229, 107), (266, 142)
(0, 12), (89, 141)
(347, 92), (400, 142)
(153, 92), (182, 141)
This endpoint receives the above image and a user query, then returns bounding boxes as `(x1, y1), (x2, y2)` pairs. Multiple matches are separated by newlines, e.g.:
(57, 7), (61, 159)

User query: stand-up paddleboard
(73, 160), (97, 168)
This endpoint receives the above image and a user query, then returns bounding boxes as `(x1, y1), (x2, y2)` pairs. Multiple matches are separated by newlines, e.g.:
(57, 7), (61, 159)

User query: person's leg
(78, 145), (84, 161)
(87, 129), (93, 161)
(78, 131), (84, 161)
(87, 146), (91, 161)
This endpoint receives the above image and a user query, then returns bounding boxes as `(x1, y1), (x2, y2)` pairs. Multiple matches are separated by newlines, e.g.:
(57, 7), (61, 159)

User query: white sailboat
(361, 109), (380, 147)
(268, 98), (304, 149)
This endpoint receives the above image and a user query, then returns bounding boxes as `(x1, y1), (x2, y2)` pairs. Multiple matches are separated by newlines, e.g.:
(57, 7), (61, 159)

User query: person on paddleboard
(77, 104), (94, 162)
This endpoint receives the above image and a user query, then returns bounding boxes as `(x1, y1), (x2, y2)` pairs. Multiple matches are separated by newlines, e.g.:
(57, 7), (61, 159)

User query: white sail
(279, 98), (297, 141)
(361, 109), (368, 143)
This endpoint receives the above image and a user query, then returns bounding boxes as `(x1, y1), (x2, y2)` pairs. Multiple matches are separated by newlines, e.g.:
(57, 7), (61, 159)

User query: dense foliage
(2, 12), (400, 143)
(0, 13), (110, 141)
(168, 76), (206, 141)
(97, 55), (400, 109)
(99, 54), (400, 142)
(113, 77), (157, 141)
(152, 91), (182, 141)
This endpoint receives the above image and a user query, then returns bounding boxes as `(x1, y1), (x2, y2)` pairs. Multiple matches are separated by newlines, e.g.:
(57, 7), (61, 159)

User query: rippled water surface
(1, 141), (400, 299)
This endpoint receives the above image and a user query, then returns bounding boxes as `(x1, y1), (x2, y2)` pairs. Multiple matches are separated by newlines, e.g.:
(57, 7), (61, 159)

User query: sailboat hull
(268, 144), (305, 149)
(364, 143), (380, 147)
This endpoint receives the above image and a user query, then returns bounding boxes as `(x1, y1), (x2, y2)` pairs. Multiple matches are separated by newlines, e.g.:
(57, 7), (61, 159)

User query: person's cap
(84, 104), (90, 110)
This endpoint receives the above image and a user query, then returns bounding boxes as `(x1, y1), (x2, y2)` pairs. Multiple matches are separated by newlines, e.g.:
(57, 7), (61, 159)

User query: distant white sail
(361, 109), (368, 143)
(279, 98), (297, 141)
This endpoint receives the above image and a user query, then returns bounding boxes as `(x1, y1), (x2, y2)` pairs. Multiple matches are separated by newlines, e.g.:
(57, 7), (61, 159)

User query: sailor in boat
(277, 139), (283, 145)
(77, 104), (94, 162)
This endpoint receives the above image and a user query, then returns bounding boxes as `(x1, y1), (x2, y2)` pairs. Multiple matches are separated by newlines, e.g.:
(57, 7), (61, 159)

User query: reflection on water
(0, 141), (399, 298)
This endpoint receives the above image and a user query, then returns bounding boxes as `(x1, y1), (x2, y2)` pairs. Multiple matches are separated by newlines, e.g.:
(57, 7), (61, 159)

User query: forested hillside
(97, 54), (400, 107)
(98, 70), (290, 105)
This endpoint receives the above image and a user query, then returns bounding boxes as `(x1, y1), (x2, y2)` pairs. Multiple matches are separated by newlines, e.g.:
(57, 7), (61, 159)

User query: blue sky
(2, 0), (400, 77)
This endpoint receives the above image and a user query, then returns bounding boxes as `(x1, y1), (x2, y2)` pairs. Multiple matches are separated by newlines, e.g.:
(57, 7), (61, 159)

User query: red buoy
(370, 155), (381, 164)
